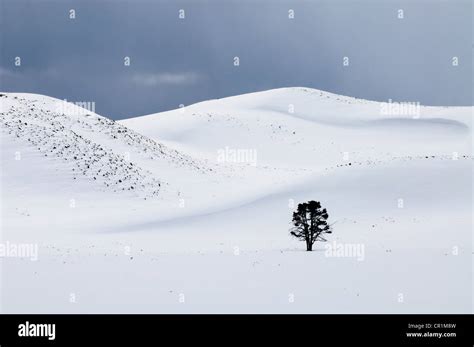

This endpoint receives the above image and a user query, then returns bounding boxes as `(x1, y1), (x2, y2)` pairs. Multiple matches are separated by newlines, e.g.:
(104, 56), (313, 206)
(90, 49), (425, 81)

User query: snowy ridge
(0, 93), (207, 198)
(122, 87), (472, 172)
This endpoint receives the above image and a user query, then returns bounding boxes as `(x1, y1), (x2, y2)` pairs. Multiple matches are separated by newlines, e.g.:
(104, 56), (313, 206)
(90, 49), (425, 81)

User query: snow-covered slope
(1, 88), (472, 313)
(0, 93), (212, 199)
(122, 87), (471, 171)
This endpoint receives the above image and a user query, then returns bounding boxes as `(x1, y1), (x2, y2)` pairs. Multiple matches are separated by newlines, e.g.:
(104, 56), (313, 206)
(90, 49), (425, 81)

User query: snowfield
(0, 87), (472, 313)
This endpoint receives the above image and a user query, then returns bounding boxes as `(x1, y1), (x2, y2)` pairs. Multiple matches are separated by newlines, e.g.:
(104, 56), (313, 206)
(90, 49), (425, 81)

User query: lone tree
(290, 200), (332, 251)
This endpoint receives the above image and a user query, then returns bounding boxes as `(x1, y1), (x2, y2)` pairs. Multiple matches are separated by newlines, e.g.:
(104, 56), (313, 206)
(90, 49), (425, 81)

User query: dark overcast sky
(0, 0), (472, 119)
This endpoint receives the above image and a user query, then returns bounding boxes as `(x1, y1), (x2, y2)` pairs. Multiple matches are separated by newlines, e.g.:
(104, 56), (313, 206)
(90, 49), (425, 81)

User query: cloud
(0, 67), (15, 78)
(131, 72), (201, 87)
(0, 67), (60, 79)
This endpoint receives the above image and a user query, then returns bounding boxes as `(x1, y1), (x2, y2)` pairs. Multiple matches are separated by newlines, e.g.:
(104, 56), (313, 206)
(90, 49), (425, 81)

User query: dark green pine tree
(290, 200), (332, 251)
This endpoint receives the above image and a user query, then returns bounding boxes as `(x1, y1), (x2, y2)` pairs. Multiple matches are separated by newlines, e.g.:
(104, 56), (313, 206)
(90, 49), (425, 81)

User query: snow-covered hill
(122, 87), (471, 171)
(0, 93), (211, 200)
(1, 88), (472, 313)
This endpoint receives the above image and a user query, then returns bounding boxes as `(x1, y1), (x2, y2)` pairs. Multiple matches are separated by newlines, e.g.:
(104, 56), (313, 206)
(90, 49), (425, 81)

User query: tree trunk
(306, 241), (312, 251)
